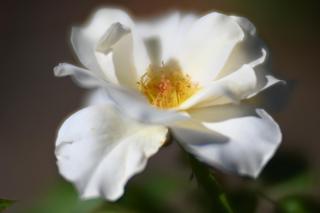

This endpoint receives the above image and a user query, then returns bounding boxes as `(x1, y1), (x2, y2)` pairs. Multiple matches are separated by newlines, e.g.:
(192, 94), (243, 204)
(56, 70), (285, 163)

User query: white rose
(54, 8), (283, 201)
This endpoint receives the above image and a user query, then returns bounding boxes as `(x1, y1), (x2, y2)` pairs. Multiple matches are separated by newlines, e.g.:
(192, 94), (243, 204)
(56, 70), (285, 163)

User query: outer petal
(54, 63), (105, 88)
(172, 105), (282, 177)
(96, 22), (150, 88)
(104, 84), (189, 124)
(83, 89), (113, 107)
(95, 22), (137, 88)
(71, 8), (133, 81)
(178, 16), (284, 110)
(55, 104), (168, 201)
(216, 16), (262, 79)
(179, 52), (283, 109)
(174, 12), (244, 85)
(213, 16), (284, 97)
(179, 63), (259, 109)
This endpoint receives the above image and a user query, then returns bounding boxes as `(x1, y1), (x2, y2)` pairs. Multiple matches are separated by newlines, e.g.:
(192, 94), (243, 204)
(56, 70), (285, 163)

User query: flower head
(54, 8), (283, 201)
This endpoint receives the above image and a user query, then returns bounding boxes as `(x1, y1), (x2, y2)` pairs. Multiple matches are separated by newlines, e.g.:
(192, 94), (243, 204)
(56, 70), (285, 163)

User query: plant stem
(187, 153), (234, 213)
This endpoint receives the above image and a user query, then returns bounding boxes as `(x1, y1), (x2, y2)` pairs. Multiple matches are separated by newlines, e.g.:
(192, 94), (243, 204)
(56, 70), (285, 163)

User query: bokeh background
(1, 0), (319, 212)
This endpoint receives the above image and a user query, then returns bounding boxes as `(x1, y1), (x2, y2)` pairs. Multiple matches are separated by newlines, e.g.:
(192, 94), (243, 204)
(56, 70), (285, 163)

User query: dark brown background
(1, 0), (319, 201)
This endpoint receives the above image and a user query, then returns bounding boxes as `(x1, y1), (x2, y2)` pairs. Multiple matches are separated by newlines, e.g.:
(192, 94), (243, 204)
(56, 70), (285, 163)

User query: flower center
(137, 60), (199, 109)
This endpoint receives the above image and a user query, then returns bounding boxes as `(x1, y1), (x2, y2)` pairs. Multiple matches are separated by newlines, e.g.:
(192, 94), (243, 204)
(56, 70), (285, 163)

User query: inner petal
(137, 60), (199, 109)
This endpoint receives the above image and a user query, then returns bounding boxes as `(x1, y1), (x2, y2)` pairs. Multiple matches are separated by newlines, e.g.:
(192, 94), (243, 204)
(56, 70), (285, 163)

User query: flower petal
(179, 63), (259, 109)
(95, 21), (150, 88)
(178, 16), (284, 109)
(215, 16), (259, 79)
(83, 89), (112, 107)
(71, 8), (133, 82)
(215, 16), (284, 95)
(95, 23), (137, 88)
(55, 104), (168, 201)
(172, 105), (282, 177)
(179, 49), (283, 109)
(136, 12), (197, 65)
(104, 84), (189, 124)
(54, 63), (105, 88)
(174, 12), (244, 85)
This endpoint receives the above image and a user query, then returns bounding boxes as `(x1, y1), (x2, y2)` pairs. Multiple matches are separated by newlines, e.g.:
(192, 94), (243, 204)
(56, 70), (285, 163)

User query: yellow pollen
(137, 61), (199, 109)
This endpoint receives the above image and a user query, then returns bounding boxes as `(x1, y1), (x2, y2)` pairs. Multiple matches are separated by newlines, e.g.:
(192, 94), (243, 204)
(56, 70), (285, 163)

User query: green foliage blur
(4, 150), (319, 213)
(0, 199), (15, 212)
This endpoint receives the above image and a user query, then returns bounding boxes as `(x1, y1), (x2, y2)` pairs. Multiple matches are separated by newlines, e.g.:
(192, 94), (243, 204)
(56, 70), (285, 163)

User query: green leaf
(116, 178), (179, 213)
(0, 198), (16, 212)
(91, 202), (138, 213)
(20, 180), (104, 213)
(277, 195), (320, 213)
(187, 153), (234, 213)
(18, 174), (186, 213)
(265, 173), (315, 200)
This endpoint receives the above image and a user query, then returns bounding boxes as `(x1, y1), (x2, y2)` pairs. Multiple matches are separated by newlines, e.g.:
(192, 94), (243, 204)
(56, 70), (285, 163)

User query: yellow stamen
(137, 60), (199, 109)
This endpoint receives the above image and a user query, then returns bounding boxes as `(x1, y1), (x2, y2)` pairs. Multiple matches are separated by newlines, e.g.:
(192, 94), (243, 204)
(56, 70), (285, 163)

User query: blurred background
(1, 0), (319, 212)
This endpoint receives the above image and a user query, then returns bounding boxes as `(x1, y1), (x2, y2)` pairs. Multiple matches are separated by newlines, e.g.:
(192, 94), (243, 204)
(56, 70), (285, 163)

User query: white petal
(215, 16), (283, 93)
(179, 64), (258, 109)
(214, 17), (259, 79)
(104, 84), (189, 124)
(71, 8), (133, 81)
(95, 23), (137, 88)
(178, 16), (284, 110)
(96, 22), (131, 53)
(55, 104), (168, 201)
(91, 12), (150, 85)
(179, 48), (283, 109)
(136, 12), (197, 65)
(172, 105), (282, 177)
(83, 89), (112, 107)
(53, 63), (105, 88)
(174, 12), (244, 85)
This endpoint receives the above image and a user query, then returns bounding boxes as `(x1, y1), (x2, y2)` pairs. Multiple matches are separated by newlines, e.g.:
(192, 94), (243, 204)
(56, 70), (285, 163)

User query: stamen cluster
(138, 61), (199, 109)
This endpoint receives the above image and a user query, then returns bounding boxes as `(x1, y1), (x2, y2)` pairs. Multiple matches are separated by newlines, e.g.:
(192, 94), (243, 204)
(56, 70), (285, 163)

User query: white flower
(54, 8), (283, 201)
